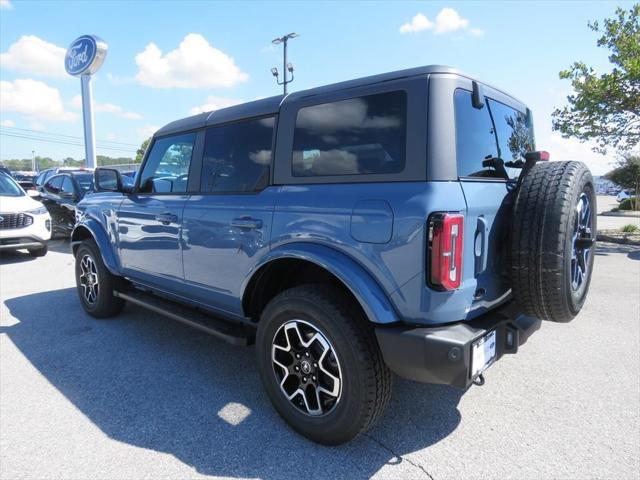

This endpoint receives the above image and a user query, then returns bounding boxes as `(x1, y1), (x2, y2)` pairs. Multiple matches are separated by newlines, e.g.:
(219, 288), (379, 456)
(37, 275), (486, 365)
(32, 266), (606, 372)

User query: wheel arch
(242, 243), (398, 325)
(70, 220), (121, 275)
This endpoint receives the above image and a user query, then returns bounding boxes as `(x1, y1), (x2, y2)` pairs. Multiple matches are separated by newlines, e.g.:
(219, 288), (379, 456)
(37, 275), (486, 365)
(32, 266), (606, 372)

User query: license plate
(471, 330), (497, 378)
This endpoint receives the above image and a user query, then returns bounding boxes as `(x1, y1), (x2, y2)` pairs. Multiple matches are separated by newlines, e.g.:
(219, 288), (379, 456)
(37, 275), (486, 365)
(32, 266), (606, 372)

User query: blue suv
(72, 65), (596, 445)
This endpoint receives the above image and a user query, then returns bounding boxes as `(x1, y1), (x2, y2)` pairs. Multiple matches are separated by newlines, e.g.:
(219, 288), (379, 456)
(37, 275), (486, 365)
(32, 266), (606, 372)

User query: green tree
(136, 138), (151, 163)
(605, 154), (640, 190)
(552, 4), (640, 154)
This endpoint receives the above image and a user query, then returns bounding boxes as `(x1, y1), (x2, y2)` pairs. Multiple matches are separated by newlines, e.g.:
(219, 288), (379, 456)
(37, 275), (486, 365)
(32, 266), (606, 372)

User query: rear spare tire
(510, 161), (596, 322)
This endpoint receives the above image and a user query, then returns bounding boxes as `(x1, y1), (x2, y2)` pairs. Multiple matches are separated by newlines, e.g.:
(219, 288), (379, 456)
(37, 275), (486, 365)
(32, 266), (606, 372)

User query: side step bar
(114, 289), (255, 346)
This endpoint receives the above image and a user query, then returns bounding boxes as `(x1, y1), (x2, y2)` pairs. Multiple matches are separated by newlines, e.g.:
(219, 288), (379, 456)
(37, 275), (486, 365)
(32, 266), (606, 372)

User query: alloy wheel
(271, 319), (342, 416)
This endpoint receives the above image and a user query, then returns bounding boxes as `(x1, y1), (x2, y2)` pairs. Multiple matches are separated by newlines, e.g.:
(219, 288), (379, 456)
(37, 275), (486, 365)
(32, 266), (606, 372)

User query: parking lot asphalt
(1, 240), (639, 480)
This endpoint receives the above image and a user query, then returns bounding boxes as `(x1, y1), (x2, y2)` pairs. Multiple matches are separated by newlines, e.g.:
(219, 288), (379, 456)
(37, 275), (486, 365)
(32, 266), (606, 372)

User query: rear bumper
(375, 301), (541, 389)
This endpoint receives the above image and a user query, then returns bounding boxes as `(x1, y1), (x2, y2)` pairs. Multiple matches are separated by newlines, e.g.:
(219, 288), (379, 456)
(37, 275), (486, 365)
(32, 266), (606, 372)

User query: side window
(138, 133), (196, 193)
(454, 89), (499, 178)
(200, 116), (275, 193)
(488, 98), (535, 166)
(44, 175), (63, 194)
(61, 176), (75, 195)
(292, 91), (406, 177)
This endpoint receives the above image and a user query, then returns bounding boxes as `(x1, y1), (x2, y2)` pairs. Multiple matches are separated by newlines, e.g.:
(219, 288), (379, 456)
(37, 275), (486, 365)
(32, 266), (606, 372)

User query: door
(117, 132), (197, 286)
(452, 86), (535, 315)
(40, 174), (66, 235)
(181, 116), (277, 313)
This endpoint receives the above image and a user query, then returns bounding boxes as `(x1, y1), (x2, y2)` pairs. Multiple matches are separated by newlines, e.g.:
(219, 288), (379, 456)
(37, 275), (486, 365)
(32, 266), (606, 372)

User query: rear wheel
(256, 285), (392, 445)
(510, 161), (596, 322)
(74, 240), (125, 318)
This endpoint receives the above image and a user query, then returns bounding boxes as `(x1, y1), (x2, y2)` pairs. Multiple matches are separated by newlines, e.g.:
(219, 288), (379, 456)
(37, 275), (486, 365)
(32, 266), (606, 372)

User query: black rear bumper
(375, 301), (541, 389)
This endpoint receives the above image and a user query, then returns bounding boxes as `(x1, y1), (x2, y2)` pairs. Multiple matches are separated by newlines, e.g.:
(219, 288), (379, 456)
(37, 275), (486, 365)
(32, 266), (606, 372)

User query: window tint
(138, 133), (196, 193)
(200, 116), (274, 193)
(292, 91), (406, 177)
(61, 176), (75, 195)
(454, 89), (499, 178)
(488, 98), (534, 166)
(44, 175), (63, 194)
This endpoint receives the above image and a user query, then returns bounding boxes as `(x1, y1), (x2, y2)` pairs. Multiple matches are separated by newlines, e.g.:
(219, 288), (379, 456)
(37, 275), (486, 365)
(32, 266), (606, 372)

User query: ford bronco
(72, 65), (596, 445)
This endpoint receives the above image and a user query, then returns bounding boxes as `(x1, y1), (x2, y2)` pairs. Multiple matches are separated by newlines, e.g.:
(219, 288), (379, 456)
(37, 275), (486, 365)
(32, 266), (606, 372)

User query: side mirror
(94, 168), (124, 192)
(27, 189), (40, 199)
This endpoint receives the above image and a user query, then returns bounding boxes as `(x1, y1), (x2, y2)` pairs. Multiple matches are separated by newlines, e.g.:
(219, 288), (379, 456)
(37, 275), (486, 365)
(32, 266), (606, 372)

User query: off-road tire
(510, 161), (596, 322)
(74, 239), (125, 318)
(256, 285), (392, 445)
(28, 245), (47, 257)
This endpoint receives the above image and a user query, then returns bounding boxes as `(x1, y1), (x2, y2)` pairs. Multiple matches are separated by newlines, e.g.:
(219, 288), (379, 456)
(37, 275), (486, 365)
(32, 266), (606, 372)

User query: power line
(0, 132), (136, 153)
(0, 126), (139, 148)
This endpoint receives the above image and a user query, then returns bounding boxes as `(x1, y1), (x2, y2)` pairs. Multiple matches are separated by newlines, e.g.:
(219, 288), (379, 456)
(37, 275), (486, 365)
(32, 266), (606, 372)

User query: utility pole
(32, 150), (36, 172)
(271, 32), (299, 95)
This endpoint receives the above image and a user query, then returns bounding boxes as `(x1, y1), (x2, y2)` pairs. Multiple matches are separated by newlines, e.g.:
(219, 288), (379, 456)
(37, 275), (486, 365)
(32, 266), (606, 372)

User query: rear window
(454, 89), (534, 179)
(200, 116), (275, 193)
(292, 91), (407, 177)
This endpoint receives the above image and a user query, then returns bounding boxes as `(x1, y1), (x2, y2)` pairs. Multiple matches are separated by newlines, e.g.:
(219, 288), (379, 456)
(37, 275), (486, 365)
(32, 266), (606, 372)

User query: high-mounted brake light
(524, 150), (550, 162)
(428, 213), (464, 290)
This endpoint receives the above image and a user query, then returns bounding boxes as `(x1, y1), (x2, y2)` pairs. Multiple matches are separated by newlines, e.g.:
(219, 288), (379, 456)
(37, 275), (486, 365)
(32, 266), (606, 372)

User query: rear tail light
(428, 213), (464, 290)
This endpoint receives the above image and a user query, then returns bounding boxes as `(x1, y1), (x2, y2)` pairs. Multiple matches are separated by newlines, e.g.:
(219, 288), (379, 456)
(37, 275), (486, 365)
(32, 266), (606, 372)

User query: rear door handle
(156, 213), (178, 225)
(230, 217), (262, 229)
(474, 216), (488, 276)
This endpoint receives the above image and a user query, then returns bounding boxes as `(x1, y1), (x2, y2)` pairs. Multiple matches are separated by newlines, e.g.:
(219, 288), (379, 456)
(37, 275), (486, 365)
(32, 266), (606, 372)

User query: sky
(0, 0), (634, 174)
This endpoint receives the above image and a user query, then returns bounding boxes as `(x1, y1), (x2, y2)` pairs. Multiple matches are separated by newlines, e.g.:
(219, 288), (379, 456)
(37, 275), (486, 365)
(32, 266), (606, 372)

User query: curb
(597, 233), (640, 246)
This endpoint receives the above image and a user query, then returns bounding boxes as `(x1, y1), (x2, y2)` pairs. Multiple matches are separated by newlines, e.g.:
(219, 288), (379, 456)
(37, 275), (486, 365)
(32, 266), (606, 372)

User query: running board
(114, 290), (255, 346)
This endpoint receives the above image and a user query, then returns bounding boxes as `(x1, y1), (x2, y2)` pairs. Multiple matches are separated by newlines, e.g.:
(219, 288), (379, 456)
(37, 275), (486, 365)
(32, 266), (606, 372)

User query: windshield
(0, 174), (24, 197)
(73, 173), (94, 192)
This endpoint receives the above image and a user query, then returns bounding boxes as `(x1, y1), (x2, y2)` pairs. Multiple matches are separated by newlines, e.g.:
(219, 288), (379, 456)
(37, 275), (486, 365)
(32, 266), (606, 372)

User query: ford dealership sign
(65, 35), (107, 76)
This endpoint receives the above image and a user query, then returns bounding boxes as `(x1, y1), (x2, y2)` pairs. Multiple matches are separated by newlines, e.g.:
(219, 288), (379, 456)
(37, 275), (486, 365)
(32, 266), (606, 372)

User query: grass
(621, 224), (639, 233)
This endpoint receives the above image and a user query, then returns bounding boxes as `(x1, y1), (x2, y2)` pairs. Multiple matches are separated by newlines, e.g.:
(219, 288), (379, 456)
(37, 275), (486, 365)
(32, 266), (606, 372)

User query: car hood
(0, 194), (44, 213)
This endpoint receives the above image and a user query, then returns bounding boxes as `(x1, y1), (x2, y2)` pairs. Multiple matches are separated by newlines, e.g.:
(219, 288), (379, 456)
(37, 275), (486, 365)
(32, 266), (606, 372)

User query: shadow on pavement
(0, 250), (38, 265)
(595, 241), (640, 257)
(3, 288), (463, 479)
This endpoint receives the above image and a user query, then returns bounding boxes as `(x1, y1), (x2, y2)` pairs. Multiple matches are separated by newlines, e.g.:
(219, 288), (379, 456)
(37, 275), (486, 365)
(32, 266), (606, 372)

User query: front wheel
(74, 240), (124, 318)
(256, 285), (392, 445)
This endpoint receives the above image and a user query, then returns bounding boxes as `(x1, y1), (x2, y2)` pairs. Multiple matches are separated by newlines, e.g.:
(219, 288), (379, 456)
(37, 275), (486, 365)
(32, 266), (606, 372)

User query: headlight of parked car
(26, 206), (48, 215)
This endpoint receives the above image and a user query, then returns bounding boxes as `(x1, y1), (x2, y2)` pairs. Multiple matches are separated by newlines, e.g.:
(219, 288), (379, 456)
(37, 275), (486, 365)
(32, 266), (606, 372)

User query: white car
(616, 191), (630, 202)
(0, 172), (51, 256)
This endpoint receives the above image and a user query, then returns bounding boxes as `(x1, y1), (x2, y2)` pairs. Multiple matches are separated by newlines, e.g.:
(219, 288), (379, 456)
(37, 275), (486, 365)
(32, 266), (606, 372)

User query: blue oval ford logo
(65, 35), (107, 76)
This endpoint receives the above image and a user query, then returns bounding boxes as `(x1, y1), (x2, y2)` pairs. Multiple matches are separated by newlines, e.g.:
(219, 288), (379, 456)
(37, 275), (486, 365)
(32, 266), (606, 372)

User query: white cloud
(434, 8), (469, 34)
(137, 124), (159, 139)
(400, 8), (482, 37)
(69, 94), (143, 120)
(135, 33), (248, 89)
(0, 79), (77, 121)
(189, 96), (242, 115)
(400, 13), (433, 34)
(0, 119), (15, 127)
(0, 0), (12, 9)
(0, 35), (67, 78)
(106, 132), (117, 140)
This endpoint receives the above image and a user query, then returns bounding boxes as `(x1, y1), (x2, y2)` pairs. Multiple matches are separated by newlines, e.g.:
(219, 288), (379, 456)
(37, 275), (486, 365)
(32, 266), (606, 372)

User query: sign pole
(80, 75), (96, 169)
(65, 34), (107, 170)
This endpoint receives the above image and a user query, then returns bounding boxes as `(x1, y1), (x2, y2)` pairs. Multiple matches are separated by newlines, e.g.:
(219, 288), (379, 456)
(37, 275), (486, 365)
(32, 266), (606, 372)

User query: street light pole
(271, 32), (298, 95)
(31, 150), (36, 172)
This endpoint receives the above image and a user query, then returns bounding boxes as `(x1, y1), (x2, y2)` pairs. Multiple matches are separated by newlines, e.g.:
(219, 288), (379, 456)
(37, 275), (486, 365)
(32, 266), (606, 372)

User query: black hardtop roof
(154, 65), (523, 137)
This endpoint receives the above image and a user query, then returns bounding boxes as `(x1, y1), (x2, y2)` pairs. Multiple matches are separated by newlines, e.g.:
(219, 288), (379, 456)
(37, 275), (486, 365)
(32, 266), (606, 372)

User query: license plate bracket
(471, 330), (497, 379)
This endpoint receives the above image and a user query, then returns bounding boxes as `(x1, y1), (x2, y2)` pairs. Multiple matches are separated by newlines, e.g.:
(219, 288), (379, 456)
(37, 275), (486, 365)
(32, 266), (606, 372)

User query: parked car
(72, 65), (596, 445)
(17, 181), (37, 192)
(616, 190), (631, 202)
(34, 167), (88, 190)
(38, 171), (95, 237)
(0, 172), (51, 256)
(0, 165), (11, 177)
